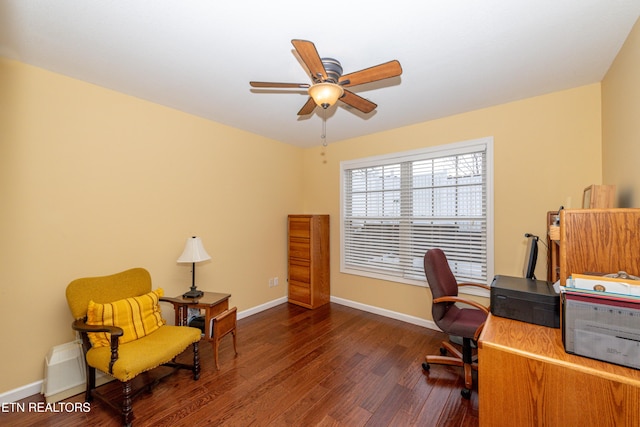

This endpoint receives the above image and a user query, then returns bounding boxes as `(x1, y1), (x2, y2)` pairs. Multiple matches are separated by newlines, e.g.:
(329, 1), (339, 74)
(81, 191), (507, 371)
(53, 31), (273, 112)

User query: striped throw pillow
(86, 288), (165, 348)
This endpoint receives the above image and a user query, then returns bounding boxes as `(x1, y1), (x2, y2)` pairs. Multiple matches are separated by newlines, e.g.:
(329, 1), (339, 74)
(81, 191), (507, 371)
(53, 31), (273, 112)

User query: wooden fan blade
(291, 39), (327, 82)
(339, 60), (402, 87)
(340, 90), (377, 113)
(297, 97), (317, 116)
(250, 81), (310, 89)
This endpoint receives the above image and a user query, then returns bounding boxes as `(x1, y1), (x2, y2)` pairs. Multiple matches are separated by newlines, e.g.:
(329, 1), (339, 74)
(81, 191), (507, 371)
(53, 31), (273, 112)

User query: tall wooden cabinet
(287, 214), (330, 309)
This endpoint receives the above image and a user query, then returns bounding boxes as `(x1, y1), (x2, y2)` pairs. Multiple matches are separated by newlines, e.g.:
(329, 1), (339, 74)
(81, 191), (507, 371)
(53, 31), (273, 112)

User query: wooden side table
(163, 292), (231, 342)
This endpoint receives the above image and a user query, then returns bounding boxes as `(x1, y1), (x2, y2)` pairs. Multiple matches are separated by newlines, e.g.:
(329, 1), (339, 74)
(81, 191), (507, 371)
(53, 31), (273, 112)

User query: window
(340, 137), (493, 287)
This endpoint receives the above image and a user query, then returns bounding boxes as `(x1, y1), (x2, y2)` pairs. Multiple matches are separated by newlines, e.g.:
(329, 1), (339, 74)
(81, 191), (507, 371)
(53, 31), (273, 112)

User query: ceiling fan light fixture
(308, 82), (344, 109)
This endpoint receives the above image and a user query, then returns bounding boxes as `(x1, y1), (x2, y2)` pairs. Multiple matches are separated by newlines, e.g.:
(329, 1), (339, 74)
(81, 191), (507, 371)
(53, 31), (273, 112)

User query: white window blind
(341, 138), (493, 286)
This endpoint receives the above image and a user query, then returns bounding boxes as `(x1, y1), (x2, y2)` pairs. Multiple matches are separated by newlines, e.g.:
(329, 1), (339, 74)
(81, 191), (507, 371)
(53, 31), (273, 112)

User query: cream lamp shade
(178, 236), (211, 298)
(177, 236), (211, 263)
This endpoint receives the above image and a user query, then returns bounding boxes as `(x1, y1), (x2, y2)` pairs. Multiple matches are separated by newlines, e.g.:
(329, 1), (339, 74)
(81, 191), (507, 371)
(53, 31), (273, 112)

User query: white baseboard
(237, 296), (287, 320)
(2, 295), (432, 403)
(0, 381), (43, 404)
(330, 296), (440, 331)
(239, 295), (439, 332)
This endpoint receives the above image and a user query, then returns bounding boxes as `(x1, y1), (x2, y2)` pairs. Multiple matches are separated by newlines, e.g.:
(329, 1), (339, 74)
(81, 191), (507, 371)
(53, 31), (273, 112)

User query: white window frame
(340, 137), (494, 295)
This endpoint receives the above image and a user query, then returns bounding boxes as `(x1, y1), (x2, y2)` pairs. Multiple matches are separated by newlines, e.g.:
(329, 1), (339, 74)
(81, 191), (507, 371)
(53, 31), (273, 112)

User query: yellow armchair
(66, 268), (201, 426)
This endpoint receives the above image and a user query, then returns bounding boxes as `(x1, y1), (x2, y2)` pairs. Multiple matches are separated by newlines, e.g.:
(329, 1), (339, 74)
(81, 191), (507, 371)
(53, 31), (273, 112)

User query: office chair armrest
(458, 282), (492, 314)
(458, 282), (491, 291)
(432, 296), (490, 315)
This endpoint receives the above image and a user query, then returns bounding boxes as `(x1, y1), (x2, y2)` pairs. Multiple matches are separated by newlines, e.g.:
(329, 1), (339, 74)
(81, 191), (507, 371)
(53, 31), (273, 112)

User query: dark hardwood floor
(2, 302), (479, 426)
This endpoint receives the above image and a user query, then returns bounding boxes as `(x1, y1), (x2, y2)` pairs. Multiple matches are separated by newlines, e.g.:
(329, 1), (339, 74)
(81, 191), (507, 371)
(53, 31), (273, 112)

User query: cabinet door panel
(289, 238), (310, 259)
(289, 259), (311, 283)
(289, 283), (311, 305)
(289, 218), (311, 238)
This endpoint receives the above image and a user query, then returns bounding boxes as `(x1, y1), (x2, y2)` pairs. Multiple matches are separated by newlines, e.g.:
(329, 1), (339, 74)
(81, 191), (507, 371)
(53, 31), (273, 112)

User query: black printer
(490, 275), (560, 328)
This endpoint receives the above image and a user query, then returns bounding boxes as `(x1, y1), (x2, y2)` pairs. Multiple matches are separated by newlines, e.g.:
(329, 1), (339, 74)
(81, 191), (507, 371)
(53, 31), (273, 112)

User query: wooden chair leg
(424, 337), (477, 397)
(461, 338), (474, 390)
(193, 341), (200, 380)
(86, 365), (95, 402)
(442, 341), (463, 359)
(425, 340), (464, 367)
(122, 380), (133, 426)
(213, 339), (221, 370)
(232, 330), (238, 355)
(463, 362), (473, 390)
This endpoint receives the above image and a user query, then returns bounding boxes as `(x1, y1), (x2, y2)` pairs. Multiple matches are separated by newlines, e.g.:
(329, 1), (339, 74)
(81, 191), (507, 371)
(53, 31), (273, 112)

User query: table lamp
(178, 236), (211, 298)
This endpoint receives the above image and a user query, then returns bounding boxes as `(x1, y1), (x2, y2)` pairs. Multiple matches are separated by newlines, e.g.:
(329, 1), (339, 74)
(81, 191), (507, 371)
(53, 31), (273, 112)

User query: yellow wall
(303, 84), (602, 320)
(602, 17), (640, 206)
(0, 58), (304, 393)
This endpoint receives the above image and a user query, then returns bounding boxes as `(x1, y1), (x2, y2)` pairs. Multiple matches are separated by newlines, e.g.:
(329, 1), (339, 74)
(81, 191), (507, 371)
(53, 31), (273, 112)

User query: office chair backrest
(424, 248), (459, 323)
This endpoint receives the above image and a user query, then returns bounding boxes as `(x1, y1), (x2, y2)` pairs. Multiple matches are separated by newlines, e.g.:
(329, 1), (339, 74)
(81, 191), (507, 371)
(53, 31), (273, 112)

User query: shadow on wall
(618, 187), (634, 208)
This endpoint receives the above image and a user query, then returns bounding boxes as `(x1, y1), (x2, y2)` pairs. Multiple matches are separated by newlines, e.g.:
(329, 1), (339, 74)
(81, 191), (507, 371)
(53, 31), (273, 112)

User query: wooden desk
(163, 292), (231, 342)
(478, 314), (640, 427)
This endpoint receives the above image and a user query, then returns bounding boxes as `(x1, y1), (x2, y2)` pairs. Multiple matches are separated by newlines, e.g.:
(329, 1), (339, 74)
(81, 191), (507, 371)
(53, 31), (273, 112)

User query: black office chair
(421, 248), (490, 398)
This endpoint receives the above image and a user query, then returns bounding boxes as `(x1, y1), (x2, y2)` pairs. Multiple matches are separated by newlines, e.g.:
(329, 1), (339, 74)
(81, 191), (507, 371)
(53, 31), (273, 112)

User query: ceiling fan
(250, 39), (402, 116)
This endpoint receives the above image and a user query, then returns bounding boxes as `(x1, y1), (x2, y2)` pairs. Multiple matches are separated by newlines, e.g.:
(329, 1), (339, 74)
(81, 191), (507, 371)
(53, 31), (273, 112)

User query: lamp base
(183, 288), (204, 299)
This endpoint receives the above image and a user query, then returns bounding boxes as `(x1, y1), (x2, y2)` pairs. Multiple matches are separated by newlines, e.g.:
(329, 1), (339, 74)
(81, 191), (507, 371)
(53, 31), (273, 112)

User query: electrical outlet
(274, 277), (279, 286)
(269, 278), (274, 287)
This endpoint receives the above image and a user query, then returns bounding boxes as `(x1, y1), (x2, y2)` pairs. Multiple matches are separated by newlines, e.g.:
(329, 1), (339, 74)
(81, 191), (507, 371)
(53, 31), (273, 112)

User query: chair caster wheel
(422, 362), (430, 371)
(439, 347), (447, 355)
(461, 388), (471, 399)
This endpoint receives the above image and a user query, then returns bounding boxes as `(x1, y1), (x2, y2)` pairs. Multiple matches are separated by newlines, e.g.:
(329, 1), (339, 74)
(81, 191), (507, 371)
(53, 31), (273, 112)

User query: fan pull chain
(321, 109), (328, 147)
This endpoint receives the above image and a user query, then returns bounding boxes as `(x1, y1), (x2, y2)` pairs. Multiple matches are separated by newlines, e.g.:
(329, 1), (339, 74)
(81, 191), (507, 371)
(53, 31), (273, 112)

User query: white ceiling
(1, 1), (639, 148)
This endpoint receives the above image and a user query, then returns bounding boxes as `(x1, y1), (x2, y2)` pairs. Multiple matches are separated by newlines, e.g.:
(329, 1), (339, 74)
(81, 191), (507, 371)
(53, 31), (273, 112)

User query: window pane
(342, 140), (491, 285)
